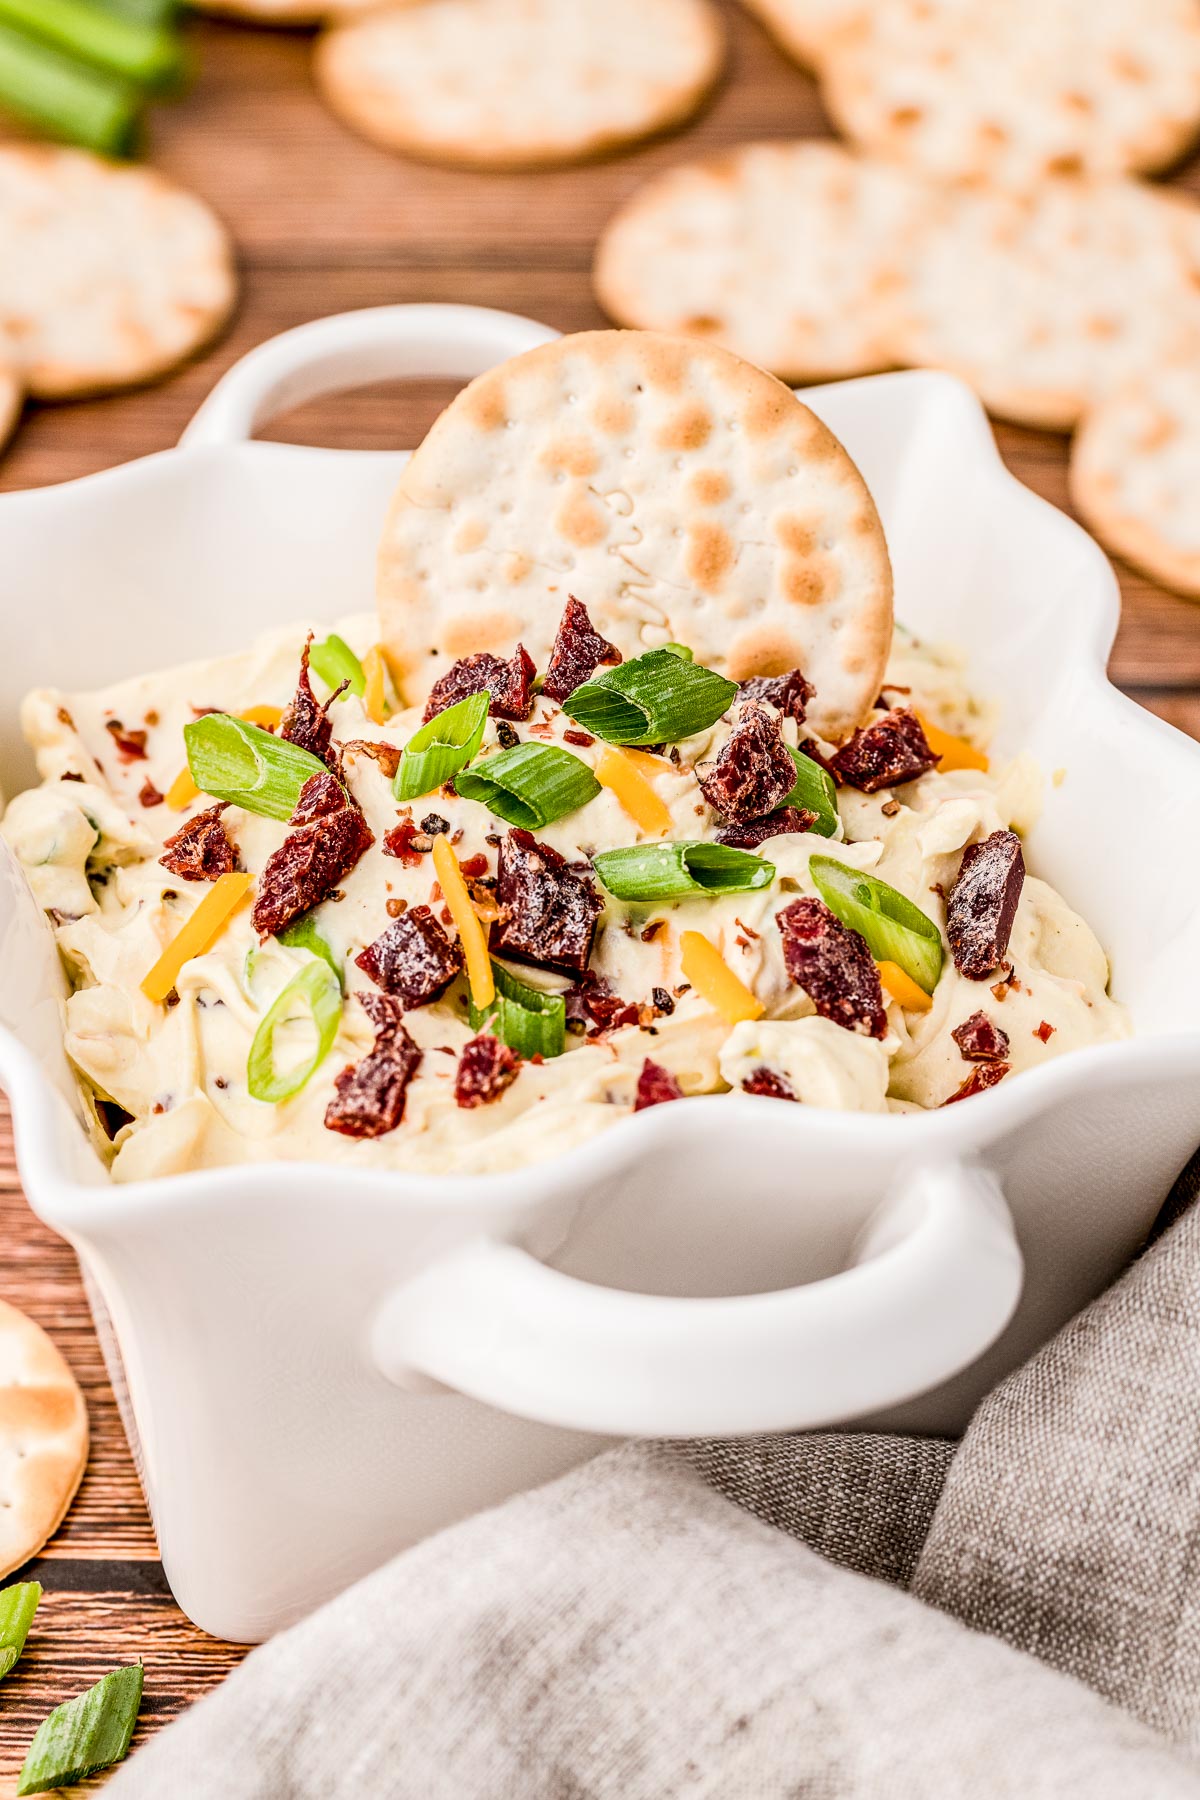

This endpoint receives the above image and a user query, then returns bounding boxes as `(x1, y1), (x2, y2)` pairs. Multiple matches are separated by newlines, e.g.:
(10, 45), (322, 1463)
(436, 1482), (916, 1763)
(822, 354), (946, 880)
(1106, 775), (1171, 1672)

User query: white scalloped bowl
(2, 307), (1199, 1642)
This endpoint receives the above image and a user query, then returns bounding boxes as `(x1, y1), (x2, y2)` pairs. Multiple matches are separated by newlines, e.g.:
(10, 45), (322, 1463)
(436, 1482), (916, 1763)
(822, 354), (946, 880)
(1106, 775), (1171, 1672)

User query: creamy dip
(1, 617), (1129, 1181)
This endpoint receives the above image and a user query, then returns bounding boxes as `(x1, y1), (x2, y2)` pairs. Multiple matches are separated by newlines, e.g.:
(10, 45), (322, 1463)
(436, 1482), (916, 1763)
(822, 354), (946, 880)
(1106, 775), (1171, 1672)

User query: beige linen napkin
(109, 1156), (1200, 1798)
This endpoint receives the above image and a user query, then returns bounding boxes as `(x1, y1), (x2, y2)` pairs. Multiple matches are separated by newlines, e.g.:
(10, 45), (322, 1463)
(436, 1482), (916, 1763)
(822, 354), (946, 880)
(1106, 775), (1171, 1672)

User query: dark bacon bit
(951, 1011), (1010, 1062)
(542, 596), (621, 703)
(383, 816), (425, 868)
(942, 1061), (1011, 1106)
(716, 805), (817, 850)
(1034, 1020), (1056, 1044)
(742, 1067), (798, 1101)
(491, 827), (603, 975)
(324, 992), (422, 1140)
(778, 897), (887, 1040)
(880, 799), (901, 819)
(739, 667), (814, 723)
(423, 646), (536, 724)
(946, 829), (1026, 980)
(159, 805), (238, 883)
(139, 779), (164, 808)
(385, 897), (408, 918)
(563, 728), (595, 748)
(651, 986), (675, 1015)
(634, 1059), (683, 1111)
(344, 739), (402, 780)
(354, 904), (464, 1008)
(104, 719), (147, 762)
(697, 703), (797, 823)
(281, 636), (341, 767)
(496, 720), (520, 749)
(829, 708), (938, 793)
(455, 1032), (522, 1109)
(564, 970), (639, 1036)
(421, 813), (450, 836)
(252, 772), (374, 938)
(799, 737), (843, 787)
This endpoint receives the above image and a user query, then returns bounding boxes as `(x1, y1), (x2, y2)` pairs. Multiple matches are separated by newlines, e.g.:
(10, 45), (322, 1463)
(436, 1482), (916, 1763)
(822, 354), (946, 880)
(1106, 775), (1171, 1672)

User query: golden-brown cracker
(0, 1299), (87, 1578)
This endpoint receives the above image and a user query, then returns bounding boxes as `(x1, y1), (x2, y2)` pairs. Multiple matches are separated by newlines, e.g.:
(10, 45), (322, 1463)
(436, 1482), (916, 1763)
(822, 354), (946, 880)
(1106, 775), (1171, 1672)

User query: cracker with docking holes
(377, 330), (893, 744)
(0, 147), (236, 401)
(0, 366), (20, 458)
(737, 0), (864, 68)
(0, 1299), (87, 1578)
(315, 0), (724, 169)
(594, 141), (926, 384)
(819, 0), (1200, 187)
(1070, 358), (1200, 598)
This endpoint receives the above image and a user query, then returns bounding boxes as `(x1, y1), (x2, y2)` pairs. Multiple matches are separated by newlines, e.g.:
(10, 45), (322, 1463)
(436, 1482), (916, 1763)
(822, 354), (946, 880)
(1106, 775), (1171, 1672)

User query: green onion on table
(17, 1663), (144, 1795)
(0, 0), (185, 156)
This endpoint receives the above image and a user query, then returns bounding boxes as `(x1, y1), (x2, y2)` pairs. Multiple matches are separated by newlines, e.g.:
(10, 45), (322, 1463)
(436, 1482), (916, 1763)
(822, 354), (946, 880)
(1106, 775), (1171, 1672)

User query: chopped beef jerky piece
(104, 719), (147, 761)
(542, 596), (621, 703)
(354, 904), (463, 1008)
(697, 703), (797, 823)
(491, 827), (603, 974)
(281, 636), (342, 767)
(634, 1059), (683, 1111)
(716, 805), (816, 850)
(830, 707), (938, 793)
(159, 804), (237, 883)
(739, 667), (814, 723)
(779, 897), (887, 1039)
(344, 739), (401, 780)
(423, 646), (536, 724)
(139, 779), (164, 808)
(455, 1031), (522, 1109)
(942, 1061), (1010, 1105)
(324, 992), (421, 1139)
(951, 1011), (1010, 1062)
(946, 829), (1025, 980)
(252, 772), (374, 938)
(383, 816), (425, 867)
(565, 969), (640, 1035)
(742, 1067), (798, 1101)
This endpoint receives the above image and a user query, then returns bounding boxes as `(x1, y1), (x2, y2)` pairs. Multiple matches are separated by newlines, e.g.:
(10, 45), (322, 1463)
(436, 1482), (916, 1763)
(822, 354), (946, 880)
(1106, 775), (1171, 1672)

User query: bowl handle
(179, 304), (560, 449)
(370, 1159), (1023, 1436)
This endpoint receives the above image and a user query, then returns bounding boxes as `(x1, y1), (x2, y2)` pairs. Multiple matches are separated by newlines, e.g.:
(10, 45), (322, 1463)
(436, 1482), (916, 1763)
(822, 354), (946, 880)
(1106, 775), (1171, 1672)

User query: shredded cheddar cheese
(915, 713), (989, 774)
(363, 647), (388, 726)
(432, 834), (494, 1009)
(877, 960), (933, 1013)
(241, 704), (284, 730)
(680, 930), (764, 1025)
(164, 767), (200, 811)
(595, 747), (672, 836)
(141, 872), (253, 1004)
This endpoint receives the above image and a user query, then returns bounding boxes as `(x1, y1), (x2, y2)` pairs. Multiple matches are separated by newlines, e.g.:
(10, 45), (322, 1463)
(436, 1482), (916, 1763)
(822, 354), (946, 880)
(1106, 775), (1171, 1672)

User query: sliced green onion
(0, 0), (182, 86)
(809, 854), (944, 993)
(454, 743), (600, 829)
(184, 714), (329, 822)
(662, 643), (694, 661)
(0, 1583), (40, 1682)
(98, 0), (178, 22)
(309, 633), (365, 700)
(786, 747), (840, 839)
(469, 960), (565, 1058)
(394, 692), (488, 803)
(17, 1663), (143, 1796)
(277, 913), (343, 991)
(247, 960), (342, 1105)
(563, 649), (736, 747)
(0, 20), (140, 154)
(592, 841), (774, 902)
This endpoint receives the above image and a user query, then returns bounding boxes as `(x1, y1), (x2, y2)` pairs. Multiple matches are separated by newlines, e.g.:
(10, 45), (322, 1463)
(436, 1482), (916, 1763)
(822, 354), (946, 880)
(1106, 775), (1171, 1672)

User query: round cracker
(0, 365), (21, 456)
(1070, 359), (1200, 598)
(0, 147), (236, 401)
(0, 1299), (87, 1578)
(595, 141), (925, 384)
(891, 176), (1200, 431)
(820, 0), (1200, 186)
(377, 330), (893, 744)
(193, 0), (381, 22)
(738, 0), (864, 68)
(315, 0), (724, 170)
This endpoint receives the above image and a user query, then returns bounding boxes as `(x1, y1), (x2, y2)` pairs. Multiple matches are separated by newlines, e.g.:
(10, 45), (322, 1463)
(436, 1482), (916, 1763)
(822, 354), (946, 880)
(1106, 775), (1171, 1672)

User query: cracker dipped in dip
(1, 333), (1129, 1181)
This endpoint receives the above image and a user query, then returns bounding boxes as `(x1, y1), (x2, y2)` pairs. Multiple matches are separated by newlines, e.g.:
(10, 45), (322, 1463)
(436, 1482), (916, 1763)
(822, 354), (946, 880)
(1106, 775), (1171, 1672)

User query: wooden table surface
(2, 3), (1200, 1786)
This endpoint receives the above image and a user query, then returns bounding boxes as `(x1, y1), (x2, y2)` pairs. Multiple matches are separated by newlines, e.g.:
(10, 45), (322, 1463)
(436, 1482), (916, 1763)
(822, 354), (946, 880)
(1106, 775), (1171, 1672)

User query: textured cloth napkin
(110, 1155), (1200, 1799)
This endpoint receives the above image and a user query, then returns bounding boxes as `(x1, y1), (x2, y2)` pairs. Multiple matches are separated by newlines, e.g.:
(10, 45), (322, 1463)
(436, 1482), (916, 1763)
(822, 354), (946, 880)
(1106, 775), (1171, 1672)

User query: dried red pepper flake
(779, 896), (887, 1039)
(458, 852), (488, 880)
(697, 702), (797, 823)
(942, 1061), (1011, 1106)
(541, 596), (621, 703)
(354, 904), (464, 1008)
(742, 1067), (798, 1101)
(423, 645), (536, 723)
(491, 827), (603, 975)
(455, 1031), (522, 1109)
(634, 1059), (683, 1111)
(324, 992), (422, 1139)
(159, 804), (237, 883)
(104, 719), (148, 762)
(252, 773), (374, 939)
(281, 636), (343, 767)
(738, 667), (815, 723)
(951, 1011), (1010, 1062)
(383, 815), (425, 868)
(946, 829), (1026, 980)
(139, 778), (164, 808)
(715, 805), (817, 850)
(343, 738), (402, 780)
(563, 728), (596, 748)
(829, 707), (938, 793)
(1034, 1020), (1056, 1044)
